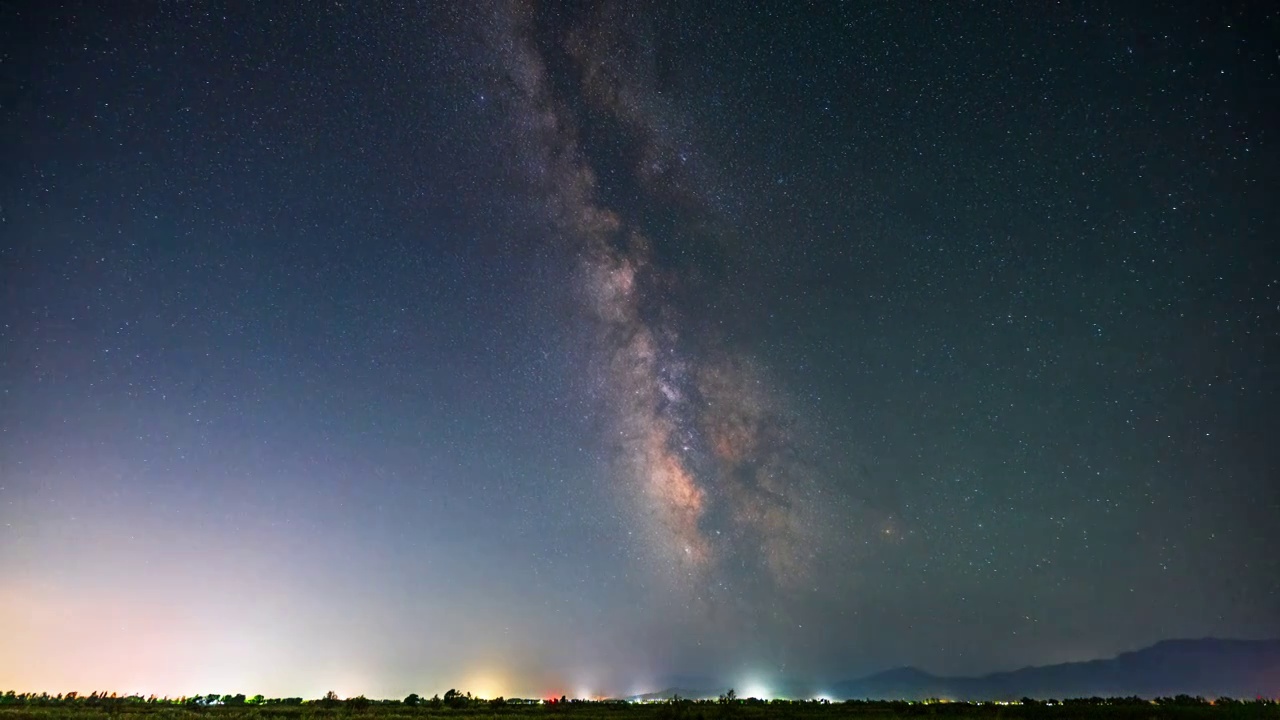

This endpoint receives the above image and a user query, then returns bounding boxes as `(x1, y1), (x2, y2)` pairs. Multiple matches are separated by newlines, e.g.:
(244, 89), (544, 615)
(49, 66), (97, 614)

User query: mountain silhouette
(626, 639), (1280, 701)
(831, 638), (1280, 700)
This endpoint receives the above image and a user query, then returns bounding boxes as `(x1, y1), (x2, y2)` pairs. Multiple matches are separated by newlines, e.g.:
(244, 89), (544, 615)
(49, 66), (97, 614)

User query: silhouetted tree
(443, 689), (466, 709)
(403, 693), (421, 706)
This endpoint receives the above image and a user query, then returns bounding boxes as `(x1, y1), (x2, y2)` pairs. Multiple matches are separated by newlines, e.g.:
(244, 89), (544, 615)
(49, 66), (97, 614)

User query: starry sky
(2, 0), (1278, 701)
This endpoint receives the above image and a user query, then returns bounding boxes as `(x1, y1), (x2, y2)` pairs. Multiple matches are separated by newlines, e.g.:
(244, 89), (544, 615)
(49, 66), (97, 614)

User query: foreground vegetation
(1, 691), (1277, 720)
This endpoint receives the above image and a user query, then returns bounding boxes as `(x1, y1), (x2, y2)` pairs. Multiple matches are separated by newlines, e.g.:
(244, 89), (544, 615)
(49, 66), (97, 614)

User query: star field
(1, 0), (1277, 700)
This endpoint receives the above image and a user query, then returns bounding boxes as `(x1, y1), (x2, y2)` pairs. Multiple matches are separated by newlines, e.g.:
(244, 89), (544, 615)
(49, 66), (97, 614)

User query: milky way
(475, 0), (828, 596)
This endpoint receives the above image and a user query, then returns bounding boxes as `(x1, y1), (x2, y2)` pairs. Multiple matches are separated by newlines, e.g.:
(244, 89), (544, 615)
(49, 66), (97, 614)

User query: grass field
(2, 696), (1278, 720)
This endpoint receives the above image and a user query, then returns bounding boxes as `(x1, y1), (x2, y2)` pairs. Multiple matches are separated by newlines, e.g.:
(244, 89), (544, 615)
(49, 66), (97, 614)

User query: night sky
(2, 0), (1278, 701)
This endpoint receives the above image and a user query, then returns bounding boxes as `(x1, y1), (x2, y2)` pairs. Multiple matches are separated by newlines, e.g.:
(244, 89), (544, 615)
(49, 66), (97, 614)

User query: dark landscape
(4, 639), (1278, 718)
(2, 692), (1278, 720)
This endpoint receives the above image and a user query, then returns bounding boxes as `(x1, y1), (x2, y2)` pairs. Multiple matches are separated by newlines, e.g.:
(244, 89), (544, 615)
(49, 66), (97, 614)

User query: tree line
(1, 688), (1277, 717)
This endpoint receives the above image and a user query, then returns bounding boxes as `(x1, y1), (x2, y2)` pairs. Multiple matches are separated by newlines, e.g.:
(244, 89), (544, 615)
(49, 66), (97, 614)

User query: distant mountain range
(629, 638), (1280, 701)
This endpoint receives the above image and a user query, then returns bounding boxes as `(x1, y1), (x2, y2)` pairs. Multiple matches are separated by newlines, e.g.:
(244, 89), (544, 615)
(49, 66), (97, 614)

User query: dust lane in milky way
(477, 0), (830, 594)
